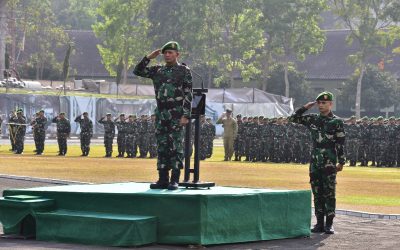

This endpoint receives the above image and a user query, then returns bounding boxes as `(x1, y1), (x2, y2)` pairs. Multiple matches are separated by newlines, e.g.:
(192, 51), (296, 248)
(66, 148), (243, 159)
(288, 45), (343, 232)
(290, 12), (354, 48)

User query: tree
(0, 0), (8, 80)
(52, 0), (98, 30)
(258, 0), (327, 97)
(93, 0), (151, 85)
(331, 0), (400, 118)
(266, 63), (314, 106)
(340, 64), (399, 114)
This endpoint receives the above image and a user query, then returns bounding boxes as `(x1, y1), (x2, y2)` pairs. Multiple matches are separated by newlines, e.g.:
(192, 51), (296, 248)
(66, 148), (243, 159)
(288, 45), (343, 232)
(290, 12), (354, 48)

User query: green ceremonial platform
(0, 182), (311, 247)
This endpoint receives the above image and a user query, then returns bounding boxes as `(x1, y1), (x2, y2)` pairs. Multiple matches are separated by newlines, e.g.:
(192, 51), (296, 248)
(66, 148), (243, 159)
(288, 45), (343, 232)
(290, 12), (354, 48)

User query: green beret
(129, 115), (134, 118)
(226, 109), (232, 113)
(83, 112), (88, 115)
(16, 108), (23, 113)
(206, 117), (211, 120)
(39, 109), (45, 113)
(316, 91), (333, 101)
(236, 114), (242, 118)
(59, 112), (65, 115)
(350, 115), (356, 119)
(377, 116), (384, 121)
(106, 113), (112, 116)
(161, 41), (180, 53)
(361, 116), (369, 121)
(120, 113), (125, 116)
(389, 116), (395, 120)
(259, 116), (264, 119)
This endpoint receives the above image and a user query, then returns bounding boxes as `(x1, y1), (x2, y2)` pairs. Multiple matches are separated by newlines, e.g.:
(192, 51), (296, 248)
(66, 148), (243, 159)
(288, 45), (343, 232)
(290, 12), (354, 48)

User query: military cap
(83, 112), (88, 115)
(106, 113), (112, 116)
(316, 91), (333, 101)
(161, 41), (180, 53)
(226, 108), (232, 113)
(259, 116), (264, 119)
(242, 116), (247, 119)
(141, 114), (145, 117)
(59, 112), (65, 115)
(377, 116), (384, 121)
(119, 113), (125, 116)
(361, 116), (369, 121)
(16, 108), (23, 113)
(350, 115), (356, 119)
(236, 114), (242, 118)
(129, 115), (134, 118)
(39, 109), (45, 113)
(263, 118), (268, 121)
(389, 116), (395, 120)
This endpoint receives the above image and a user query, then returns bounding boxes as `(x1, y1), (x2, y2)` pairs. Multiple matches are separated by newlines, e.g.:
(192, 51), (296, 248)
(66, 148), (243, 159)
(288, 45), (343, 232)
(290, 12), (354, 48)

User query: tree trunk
(207, 66), (212, 88)
(355, 63), (365, 119)
(284, 61), (290, 97)
(122, 56), (128, 85)
(0, 0), (8, 80)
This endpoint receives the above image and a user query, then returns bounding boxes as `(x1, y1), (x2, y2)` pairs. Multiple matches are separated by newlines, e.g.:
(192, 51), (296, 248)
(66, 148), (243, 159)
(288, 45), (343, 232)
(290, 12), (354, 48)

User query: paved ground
(1, 178), (399, 250)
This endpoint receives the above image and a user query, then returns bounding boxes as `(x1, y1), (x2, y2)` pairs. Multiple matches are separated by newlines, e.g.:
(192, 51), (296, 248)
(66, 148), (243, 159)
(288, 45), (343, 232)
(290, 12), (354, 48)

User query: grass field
(1, 144), (400, 214)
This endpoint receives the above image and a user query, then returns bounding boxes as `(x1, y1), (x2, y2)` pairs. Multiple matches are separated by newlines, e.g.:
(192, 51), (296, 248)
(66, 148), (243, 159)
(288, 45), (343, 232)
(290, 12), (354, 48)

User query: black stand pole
(179, 89), (215, 189)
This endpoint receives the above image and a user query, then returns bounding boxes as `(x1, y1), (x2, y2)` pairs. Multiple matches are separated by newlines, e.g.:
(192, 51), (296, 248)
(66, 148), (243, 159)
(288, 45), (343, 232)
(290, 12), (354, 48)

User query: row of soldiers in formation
(344, 116), (400, 167)
(2, 110), (216, 159)
(232, 114), (400, 168)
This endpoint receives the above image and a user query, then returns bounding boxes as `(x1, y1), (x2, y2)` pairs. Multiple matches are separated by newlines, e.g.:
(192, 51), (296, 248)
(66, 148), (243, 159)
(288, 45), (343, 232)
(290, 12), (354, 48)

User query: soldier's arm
(288, 107), (314, 127)
(66, 121), (71, 134)
(51, 117), (57, 123)
(182, 68), (193, 119)
(233, 120), (238, 138)
(133, 57), (159, 79)
(335, 119), (346, 165)
(216, 117), (224, 125)
(74, 115), (81, 123)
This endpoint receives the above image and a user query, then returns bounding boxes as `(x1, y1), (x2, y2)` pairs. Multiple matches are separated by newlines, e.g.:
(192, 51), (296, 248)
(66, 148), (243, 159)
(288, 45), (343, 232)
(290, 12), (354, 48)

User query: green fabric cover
(0, 196), (55, 235)
(2, 182), (311, 245)
(36, 210), (157, 246)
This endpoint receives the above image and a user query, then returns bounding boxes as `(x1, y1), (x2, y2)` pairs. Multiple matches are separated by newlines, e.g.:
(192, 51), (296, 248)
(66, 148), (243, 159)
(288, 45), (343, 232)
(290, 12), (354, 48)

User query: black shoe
(311, 215), (325, 233)
(167, 169), (180, 190)
(150, 169), (170, 189)
(324, 216), (335, 234)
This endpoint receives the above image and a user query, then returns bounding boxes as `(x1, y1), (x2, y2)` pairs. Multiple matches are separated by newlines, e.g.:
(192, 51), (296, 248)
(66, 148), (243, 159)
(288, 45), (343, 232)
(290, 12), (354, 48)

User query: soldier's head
(120, 113), (125, 120)
(315, 91), (333, 115)
(151, 114), (156, 121)
(242, 116), (247, 122)
(236, 114), (242, 121)
(128, 115), (134, 122)
(248, 117), (253, 122)
(106, 113), (112, 121)
(206, 117), (212, 123)
(377, 116), (384, 125)
(16, 109), (23, 117)
(83, 112), (88, 118)
(225, 109), (232, 118)
(389, 116), (396, 125)
(161, 41), (180, 65)
(349, 115), (356, 124)
(59, 112), (65, 119)
(200, 115), (206, 122)
(39, 110), (45, 117)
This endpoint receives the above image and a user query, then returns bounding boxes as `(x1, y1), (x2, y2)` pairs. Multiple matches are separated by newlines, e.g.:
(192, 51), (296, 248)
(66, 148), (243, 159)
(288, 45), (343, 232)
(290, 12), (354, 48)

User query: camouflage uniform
(52, 116), (71, 156)
(138, 117), (149, 158)
(148, 117), (158, 158)
(205, 119), (215, 158)
(289, 106), (345, 220)
(125, 118), (138, 158)
(344, 122), (360, 166)
(32, 115), (47, 154)
(115, 117), (127, 157)
(74, 115), (93, 156)
(134, 56), (192, 171)
(358, 120), (371, 166)
(98, 116), (115, 157)
(13, 114), (27, 154)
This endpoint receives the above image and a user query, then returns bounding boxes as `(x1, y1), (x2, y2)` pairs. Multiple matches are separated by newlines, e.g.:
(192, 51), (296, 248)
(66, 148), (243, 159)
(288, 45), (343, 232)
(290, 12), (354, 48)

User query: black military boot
(150, 169), (170, 189)
(325, 215), (335, 234)
(167, 169), (180, 190)
(234, 154), (239, 161)
(311, 215), (325, 233)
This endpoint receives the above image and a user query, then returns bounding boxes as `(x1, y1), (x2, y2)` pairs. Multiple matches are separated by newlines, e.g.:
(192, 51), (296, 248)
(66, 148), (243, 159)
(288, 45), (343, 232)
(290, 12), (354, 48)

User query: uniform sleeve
(133, 57), (158, 79)
(233, 120), (238, 138)
(52, 117), (57, 123)
(74, 116), (81, 123)
(89, 121), (93, 134)
(335, 119), (346, 165)
(288, 107), (314, 127)
(66, 121), (71, 134)
(182, 68), (193, 119)
(216, 117), (223, 125)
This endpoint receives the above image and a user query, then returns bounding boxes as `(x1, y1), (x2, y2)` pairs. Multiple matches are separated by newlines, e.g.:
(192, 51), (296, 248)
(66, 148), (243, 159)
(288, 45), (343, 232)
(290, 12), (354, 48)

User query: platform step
(35, 210), (157, 247)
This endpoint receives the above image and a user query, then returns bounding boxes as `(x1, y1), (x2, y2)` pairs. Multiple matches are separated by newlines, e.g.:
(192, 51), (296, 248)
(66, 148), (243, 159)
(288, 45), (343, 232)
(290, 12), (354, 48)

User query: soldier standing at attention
(32, 110), (47, 155)
(98, 113), (115, 157)
(234, 114), (243, 161)
(289, 91), (345, 234)
(14, 109), (27, 154)
(216, 109), (238, 161)
(74, 112), (93, 156)
(115, 113), (127, 158)
(134, 41), (193, 190)
(148, 114), (158, 158)
(125, 115), (138, 158)
(205, 117), (215, 158)
(8, 111), (17, 152)
(52, 112), (71, 156)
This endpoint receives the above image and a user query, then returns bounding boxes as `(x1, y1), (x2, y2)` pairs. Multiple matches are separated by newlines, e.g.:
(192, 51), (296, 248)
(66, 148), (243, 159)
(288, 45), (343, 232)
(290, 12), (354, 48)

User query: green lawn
(0, 144), (399, 214)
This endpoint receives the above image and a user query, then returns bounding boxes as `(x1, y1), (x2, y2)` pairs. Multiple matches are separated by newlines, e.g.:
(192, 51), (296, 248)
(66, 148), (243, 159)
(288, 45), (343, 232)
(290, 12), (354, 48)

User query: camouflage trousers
(234, 137), (245, 157)
(80, 132), (91, 155)
(15, 133), (25, 153)
(117, 133), (126, 155)
(148, 135), (157, 158)
(57, 133), (68, 155)
(206, 136), (213, 158)
(156, 117), (184, 170)
(138, 135), (149, 157)
(125, 134), (137, 157)
(34, 131), (46, 153)
(104, 133), (114, 155)
(346, 139), (359, 163)
(309, 149), (337, 218)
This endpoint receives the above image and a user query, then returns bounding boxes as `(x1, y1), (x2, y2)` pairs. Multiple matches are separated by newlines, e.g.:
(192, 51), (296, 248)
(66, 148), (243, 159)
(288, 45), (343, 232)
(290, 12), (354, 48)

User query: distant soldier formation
(3, 108), (400, 168)
(2, 110), (215, 160)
